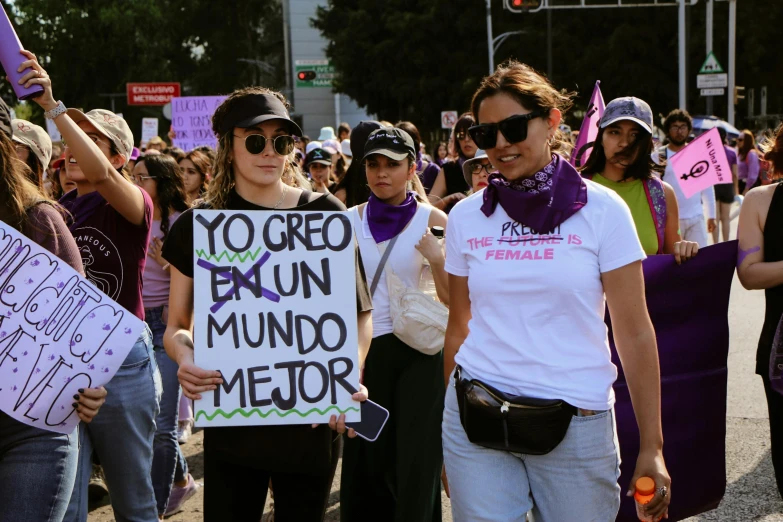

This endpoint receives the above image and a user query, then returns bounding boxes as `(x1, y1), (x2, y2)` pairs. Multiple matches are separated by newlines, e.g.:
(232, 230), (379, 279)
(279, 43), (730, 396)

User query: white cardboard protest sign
(192, 210), (361, 427)
(171, 96), (226, 152)
(0, 223), (143, 434)
(141, 117), (159, 148)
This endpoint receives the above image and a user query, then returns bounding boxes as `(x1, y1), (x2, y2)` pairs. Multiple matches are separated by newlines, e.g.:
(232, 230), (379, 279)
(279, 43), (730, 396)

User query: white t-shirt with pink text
(445, 181), (645, 410)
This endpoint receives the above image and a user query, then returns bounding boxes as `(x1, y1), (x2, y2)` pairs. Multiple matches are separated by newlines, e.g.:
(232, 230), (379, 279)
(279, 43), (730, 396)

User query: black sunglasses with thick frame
(468, 110), (547, 150)
(233, 134), (295, 156)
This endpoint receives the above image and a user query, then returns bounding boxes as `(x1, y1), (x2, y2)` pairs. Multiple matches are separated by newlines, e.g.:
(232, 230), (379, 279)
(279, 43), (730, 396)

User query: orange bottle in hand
(634, 477), (660, 522)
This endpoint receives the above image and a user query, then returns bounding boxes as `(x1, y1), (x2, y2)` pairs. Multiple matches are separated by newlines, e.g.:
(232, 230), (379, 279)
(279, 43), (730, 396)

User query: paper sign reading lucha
(170, 96), (227, 152)
(669, 128), (731, 199)
(192, 210), (361, 427)
(0, 223), (143, 434)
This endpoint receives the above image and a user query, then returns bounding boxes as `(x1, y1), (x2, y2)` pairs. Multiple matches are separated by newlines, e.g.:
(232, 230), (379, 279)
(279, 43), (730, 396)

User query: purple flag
(609, 241), (737, 521)
(0, 5), (43, 101)
(571, 81), (604, 168)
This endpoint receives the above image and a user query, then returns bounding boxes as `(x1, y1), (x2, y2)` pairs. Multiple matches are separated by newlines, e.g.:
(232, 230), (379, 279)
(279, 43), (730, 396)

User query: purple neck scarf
(481, 154), (588, 234)
(59, 190), (107, 231)
(366, 191), (417, 243)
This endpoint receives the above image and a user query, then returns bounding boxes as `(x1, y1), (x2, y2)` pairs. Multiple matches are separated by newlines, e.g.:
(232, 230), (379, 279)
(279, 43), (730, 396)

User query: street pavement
(88, 222), (783, 521)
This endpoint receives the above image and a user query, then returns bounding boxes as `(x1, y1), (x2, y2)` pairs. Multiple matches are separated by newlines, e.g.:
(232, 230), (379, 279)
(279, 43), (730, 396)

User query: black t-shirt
(162, 188), (372, 472)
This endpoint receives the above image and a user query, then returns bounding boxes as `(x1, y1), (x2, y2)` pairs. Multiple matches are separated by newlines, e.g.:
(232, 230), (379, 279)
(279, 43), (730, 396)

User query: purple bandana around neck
(366, 191), (418, 243)
(481, 154), (588, 234)
(59, 190), (107, 231)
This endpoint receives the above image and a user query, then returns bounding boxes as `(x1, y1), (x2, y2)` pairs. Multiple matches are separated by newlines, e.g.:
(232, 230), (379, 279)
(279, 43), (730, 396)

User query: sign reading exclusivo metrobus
(126, 82), (181, 106)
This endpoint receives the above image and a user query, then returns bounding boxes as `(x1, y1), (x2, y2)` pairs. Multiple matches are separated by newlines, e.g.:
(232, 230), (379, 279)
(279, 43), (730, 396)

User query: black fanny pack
(454, 365), (576, 455)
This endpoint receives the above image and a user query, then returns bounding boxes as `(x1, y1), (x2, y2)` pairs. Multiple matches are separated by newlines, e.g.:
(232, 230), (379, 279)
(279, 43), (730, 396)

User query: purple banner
(610, 241), (737, 521)
(570, 80), (604, 168)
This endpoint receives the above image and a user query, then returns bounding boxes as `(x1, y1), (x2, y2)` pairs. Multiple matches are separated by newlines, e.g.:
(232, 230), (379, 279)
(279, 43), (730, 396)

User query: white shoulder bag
(370, 236), (448, 356)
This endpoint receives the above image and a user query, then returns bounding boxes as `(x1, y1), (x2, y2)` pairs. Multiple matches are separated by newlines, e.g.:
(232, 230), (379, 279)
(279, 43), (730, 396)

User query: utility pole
(487, 0), (494, 74)
(678, 0), (687, 110)
(705, 0), (714, 115)
(727, 0), (737, 125)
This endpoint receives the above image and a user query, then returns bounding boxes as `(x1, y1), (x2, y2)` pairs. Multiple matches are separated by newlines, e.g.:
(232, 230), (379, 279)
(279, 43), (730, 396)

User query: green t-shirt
(591, 174), (659, 255)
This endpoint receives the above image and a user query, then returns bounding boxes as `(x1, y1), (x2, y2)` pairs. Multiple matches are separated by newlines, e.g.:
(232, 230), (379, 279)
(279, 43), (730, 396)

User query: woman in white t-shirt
(342, 127), (449, 521)
(442, 60), (671, 522)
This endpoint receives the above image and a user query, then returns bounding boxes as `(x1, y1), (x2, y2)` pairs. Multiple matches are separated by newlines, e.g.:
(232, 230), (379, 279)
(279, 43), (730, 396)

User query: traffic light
(734, 86), (745, 105)
(503, 0), (541, 13)
(297, 70), (316, 82)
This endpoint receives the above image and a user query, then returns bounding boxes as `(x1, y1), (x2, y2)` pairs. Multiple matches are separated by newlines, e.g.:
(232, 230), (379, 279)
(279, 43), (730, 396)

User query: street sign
(699, 52), (724, 74)
(441, 111), (458, 129)
(697, 74), (728, 89)
(701, 88), (725, 97)
(126, 83), (181, 106)
(294, 60), (335, 88)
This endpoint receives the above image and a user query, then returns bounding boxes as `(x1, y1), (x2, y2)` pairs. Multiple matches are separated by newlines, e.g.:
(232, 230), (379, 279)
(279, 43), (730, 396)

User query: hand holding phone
(341, 382), (390, 442)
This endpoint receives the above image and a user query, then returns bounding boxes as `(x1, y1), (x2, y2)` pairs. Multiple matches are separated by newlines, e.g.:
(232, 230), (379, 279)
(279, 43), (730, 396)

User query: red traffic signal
(297, 70), (316, 82)
(504, 0), (540, 11)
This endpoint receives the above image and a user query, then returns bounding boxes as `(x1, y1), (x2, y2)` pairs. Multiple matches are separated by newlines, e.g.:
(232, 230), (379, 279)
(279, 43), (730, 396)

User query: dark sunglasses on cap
(233, 134), (295, 156)
(468, 110), (547, 150)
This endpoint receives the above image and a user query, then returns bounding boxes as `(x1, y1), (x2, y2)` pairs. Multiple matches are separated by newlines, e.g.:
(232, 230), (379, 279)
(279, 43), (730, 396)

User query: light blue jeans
(147, 306), (189, 515)
(0, 413), (78, 522)
(442, 371), (621, 522)
(64, 326), (162, 522)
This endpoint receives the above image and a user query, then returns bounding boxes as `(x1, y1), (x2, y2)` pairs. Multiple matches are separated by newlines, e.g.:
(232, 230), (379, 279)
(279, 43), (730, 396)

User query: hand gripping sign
(0, 223), (143, 434)
(192, 210), (361, 427)
(669, 128), (732, 199)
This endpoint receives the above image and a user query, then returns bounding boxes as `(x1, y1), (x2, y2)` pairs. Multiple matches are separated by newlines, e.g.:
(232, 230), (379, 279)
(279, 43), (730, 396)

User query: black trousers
(203, 430), (340, 521)
(762, 376), (783, 498)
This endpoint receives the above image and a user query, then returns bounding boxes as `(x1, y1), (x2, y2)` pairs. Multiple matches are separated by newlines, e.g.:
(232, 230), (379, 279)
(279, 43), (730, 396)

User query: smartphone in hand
(346, 399), (389, 442)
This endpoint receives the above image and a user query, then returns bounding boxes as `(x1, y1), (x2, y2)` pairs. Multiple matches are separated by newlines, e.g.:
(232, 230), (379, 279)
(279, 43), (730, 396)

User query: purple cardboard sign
(170, 96), (227, 152)
(0, 6), (43, 101)
(610, 241), (737, 521)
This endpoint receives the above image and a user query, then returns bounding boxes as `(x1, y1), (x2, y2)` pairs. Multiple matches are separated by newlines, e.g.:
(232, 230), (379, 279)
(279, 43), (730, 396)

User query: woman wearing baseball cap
(442, 61), (671, 521)
(581, 96), (698, 262)
(342, 127), (449, 522)
(160, 86), (372, 520)
(11, 118), (52, 192)
(22, 50), (162, 521)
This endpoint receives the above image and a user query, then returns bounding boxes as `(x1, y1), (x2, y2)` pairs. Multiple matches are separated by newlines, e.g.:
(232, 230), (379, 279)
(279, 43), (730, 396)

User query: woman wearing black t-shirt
(428, 114), (475, 212)
(161, 87), (372, 521)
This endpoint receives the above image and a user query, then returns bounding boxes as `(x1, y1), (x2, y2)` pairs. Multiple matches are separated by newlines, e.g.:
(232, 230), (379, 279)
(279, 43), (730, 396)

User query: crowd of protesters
(1, 47), (782, 522)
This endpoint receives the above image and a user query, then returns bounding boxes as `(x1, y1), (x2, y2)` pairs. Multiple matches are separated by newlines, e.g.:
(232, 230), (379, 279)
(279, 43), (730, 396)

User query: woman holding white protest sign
(0, 93), (107, 522)
(441, 61), (671, 521)
(580, 96), (699, 262)
(134, 154), (197, 518)
(20, 49), (163, 522)
(161, 86), (373, 521)
(738, 123), (783, 499)
(341, 127), (449, 522)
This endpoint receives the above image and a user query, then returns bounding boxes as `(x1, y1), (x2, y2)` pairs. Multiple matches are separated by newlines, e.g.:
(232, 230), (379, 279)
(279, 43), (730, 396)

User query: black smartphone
(346, 399), (390, 442)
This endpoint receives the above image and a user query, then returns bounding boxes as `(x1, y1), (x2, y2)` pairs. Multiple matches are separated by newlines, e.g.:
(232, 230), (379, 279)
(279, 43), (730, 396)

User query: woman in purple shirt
(23, 50), (162, 522)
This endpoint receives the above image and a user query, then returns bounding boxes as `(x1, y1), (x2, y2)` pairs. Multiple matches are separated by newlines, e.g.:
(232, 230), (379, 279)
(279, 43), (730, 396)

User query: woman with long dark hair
(333, 120), (383, 207)
(429, 114), (475, 212)
(22, 50), (162, 521)
(442, 61), (671, 521)
(0, 95), (106, 522)
(161, 86), (371, 520)
(133, 154), (196, 518)
(396, 121), (441, 195)
(178, 150), (211, 205)
(738, 123), (783, 499)
(581, 97), (697, 260)
(738, 129), (762, 195)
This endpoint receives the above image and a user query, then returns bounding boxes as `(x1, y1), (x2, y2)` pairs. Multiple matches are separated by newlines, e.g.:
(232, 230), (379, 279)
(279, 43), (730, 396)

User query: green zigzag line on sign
(194, 247), (263, 262)
(195, 405), (360, 422)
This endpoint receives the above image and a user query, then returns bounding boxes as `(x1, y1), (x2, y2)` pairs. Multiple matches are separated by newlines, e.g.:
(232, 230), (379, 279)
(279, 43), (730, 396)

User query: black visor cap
(218, 93), (302, 137)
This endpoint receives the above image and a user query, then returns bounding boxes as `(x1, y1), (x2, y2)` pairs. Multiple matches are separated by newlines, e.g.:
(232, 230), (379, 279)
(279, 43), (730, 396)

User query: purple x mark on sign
(197, 252), (280, 313)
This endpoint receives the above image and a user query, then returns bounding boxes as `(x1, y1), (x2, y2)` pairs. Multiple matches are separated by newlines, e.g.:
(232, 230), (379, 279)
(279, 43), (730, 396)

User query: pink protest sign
(570, 81), (604, 168)
(669, 128), (731, 199)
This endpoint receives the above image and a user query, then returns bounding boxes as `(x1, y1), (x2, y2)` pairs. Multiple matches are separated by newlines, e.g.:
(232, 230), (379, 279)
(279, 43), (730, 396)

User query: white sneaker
(177, 419), (192, 444)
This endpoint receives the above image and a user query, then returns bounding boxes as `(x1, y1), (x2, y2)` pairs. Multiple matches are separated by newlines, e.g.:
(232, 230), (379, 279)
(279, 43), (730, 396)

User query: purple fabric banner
(570, 80), (604, 168)
(610, 240), (737, 521)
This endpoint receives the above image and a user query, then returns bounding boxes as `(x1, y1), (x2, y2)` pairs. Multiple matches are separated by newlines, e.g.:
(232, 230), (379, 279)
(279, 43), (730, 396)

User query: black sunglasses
(233, 134), (295, 156)
(468, 110), (547, 150)
(470, 162), (494, 176)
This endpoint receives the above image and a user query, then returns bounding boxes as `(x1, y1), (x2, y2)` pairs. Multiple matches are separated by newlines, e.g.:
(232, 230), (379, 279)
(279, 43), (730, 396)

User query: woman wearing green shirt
(581, 97), (698, 263)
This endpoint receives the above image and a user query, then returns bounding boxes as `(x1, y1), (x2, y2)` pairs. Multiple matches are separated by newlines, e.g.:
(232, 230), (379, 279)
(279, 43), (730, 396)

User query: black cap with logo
(305, 147), (332, 167)
(362, 128), (416, 162)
